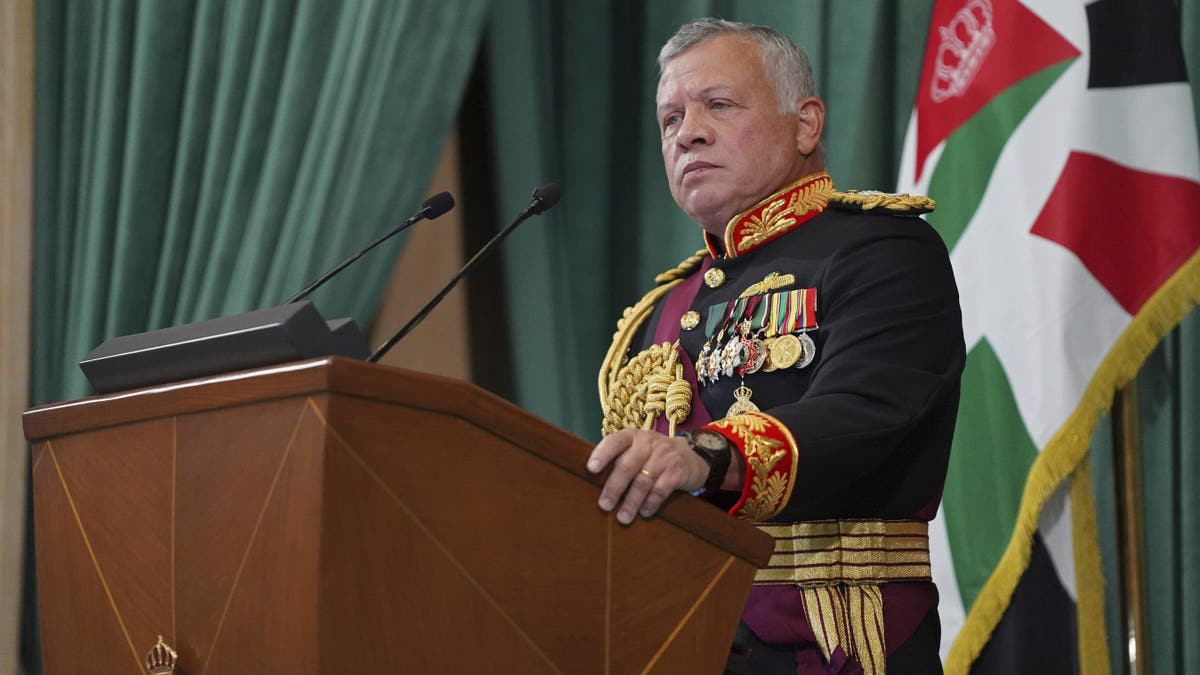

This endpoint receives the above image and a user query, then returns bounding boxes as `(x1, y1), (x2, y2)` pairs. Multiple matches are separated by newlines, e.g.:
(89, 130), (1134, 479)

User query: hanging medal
(719, 333), (741, 379)
(725, 295), (762, 378)
(792, 288), (818, 369)
(735, 296), (767, 377)
(696, 310), (720, 382)
(740, 335), (768, 375)
(717, 298), (745, 380)
(796, 332), (816, 368)
(764, 287), (820, 370)
(769, 334), (804, 369)
(760, 307), (779, 372)
(696, 338), (712, 381)
(726, 381), (760, 417)
(700, 297), (742, 385)
(725, 296), (768, 417)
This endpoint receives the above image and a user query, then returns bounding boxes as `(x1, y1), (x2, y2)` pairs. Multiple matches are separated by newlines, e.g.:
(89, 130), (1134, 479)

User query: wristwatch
(679, 428), (733, 493)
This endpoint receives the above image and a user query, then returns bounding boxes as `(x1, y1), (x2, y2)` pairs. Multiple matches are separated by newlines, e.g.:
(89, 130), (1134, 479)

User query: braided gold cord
(664, 363), (692, 435)
(643, 361), (674, 419)
(598, 286), (677, 419)
(603, 342), (683, 435)
(599, 249), (707, 435)
(598, 249), (706, 406)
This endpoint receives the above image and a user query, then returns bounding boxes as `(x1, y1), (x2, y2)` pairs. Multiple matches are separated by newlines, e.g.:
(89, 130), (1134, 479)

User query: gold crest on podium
(145, 635), (178, 675)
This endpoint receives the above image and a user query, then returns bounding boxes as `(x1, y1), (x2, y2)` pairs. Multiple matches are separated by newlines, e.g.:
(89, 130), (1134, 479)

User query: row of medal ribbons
(694, 288), (818, 384)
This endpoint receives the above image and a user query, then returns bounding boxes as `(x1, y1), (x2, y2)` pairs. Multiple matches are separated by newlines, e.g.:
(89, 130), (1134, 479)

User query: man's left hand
(586, 429), (709, 525)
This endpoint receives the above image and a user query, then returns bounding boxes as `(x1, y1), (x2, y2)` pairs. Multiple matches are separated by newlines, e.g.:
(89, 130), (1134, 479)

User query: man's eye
(711, 100), (729, 110)
(663, 114), (681, 128)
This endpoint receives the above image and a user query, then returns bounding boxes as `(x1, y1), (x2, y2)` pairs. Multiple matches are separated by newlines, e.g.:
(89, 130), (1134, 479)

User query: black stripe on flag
(971, 534), (1080, 675)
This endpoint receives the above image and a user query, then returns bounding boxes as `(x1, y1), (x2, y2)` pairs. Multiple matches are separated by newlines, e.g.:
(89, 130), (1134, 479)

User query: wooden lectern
(23, 357), (773, 673)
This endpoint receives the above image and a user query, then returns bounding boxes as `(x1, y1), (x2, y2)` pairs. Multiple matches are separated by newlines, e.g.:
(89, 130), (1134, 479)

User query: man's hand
(586, 429), (710, 525)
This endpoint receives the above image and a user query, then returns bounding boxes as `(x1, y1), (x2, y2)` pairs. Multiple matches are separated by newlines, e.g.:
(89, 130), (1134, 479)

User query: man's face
(657, 34), (821, 237)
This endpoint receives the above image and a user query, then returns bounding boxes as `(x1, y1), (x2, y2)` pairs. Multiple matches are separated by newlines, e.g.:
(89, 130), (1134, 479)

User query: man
(588, 18), (965, 674)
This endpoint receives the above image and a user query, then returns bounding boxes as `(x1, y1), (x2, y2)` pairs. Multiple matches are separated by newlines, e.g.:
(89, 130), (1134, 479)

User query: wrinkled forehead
(655, 34), (762, 102)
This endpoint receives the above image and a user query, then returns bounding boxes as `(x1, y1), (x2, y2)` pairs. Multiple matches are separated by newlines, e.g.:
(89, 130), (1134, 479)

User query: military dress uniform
(599, 172), (965, 674)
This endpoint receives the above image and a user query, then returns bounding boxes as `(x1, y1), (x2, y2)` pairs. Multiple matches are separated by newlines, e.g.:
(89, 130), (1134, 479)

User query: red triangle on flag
(1030, 151), (1200, 315)
(913, 0), (1080, 181)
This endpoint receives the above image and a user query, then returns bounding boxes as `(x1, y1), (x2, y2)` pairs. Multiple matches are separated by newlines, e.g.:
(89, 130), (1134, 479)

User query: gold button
(704, 268), (726, 288)
(680, 310), (701, 331)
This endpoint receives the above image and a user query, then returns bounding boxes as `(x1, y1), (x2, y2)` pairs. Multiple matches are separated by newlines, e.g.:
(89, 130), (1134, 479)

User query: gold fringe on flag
(1071, 459), (1111, 675)
(945, 248), (1200, 673)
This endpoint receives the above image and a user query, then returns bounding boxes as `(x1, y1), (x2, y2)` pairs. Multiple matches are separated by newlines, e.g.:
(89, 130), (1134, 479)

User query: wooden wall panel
(369, 131), (471, 381)
(0, 0), (34, 671)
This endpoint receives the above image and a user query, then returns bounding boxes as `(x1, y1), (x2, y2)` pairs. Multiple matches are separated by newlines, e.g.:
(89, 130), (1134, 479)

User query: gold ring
(639, 468), (657, 481)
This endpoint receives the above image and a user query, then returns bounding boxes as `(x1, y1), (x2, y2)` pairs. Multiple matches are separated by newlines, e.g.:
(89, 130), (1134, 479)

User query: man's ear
(794, 96), (825, 156)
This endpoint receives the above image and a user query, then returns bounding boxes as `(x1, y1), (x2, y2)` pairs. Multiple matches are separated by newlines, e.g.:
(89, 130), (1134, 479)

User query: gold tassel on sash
(758, 519), (932, 675)
(800, 584), (887, 675)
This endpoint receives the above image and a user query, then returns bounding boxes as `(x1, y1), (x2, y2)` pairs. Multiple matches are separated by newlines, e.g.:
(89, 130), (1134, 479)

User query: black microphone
(369, 183), (562, 363)
(284, 191), (455, 304)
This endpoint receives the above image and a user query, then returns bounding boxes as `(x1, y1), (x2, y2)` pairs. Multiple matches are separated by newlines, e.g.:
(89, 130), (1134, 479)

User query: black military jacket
(626, 175), (966, 524)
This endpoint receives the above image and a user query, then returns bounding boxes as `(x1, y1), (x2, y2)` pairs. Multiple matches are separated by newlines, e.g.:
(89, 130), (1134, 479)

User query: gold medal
(769, 334), (802, 369)
(726, 381), (760, 417)
(704, 267), (726, 288)
(760, 337), (778, 372)
(680, 310), (701, 331)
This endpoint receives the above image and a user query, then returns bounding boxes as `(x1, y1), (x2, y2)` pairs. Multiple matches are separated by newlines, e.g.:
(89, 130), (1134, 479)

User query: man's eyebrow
(656, 85), (734, 113)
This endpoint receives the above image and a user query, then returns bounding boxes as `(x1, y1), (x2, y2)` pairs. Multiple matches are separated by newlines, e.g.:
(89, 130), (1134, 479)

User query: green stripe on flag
(943, 338), (1039, 610)
(926, 59), (1076, 251)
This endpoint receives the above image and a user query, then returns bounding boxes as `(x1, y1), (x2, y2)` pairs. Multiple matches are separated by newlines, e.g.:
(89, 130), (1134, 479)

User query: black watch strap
(679, 428), (733, 492)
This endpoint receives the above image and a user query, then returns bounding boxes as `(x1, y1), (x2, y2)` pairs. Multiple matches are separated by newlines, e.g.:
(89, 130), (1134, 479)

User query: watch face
(686, 429), (732, 491)
(691, 429), (728, 452)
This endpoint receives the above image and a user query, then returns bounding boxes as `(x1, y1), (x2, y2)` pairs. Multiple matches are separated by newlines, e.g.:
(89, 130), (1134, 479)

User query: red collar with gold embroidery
(704, 172), (835, 259)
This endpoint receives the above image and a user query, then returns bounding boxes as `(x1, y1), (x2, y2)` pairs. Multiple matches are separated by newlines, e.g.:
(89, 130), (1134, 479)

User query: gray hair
(657, 18), (817, 114)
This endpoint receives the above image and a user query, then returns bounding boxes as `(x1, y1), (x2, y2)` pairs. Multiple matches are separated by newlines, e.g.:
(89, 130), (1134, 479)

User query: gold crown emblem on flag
(931, 0), (995, 102)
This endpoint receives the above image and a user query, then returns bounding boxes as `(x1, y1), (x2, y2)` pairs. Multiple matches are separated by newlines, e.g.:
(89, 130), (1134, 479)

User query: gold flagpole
(1112, 382), (1150, 675)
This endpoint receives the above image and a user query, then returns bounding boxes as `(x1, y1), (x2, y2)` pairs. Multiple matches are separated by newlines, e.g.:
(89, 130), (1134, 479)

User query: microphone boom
(369, 183), (561, 363)
(284, 191), (455, 304)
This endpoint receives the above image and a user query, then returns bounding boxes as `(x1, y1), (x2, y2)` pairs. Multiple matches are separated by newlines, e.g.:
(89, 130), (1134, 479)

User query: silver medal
(796, 333), (816, 368)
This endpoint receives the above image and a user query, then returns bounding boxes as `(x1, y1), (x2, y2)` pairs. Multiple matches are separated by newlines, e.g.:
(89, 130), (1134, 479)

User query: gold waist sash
(751, 519), (932, 675)
(753, 519), (931, 586)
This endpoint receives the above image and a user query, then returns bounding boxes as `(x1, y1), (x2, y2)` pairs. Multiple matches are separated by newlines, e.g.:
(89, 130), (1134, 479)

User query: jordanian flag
(896, 0), (1200, 672)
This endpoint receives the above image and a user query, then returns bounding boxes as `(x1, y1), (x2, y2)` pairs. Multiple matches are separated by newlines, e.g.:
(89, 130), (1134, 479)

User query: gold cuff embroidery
(708, 412), (799, 521)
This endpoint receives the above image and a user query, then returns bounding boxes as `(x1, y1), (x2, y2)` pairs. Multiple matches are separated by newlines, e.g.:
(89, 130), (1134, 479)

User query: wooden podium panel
(24, 358), (773, 673)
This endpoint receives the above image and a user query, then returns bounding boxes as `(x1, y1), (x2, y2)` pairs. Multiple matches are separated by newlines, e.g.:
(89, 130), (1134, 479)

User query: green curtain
(26, 0), (490, 671)
(1137, 316), (1200, 674)
(483, 1), (1200, 673)
(32, 0), (490, 406)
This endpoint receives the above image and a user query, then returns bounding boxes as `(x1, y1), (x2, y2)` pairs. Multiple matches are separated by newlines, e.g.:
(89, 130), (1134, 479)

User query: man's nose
(677, 111), (713, 147)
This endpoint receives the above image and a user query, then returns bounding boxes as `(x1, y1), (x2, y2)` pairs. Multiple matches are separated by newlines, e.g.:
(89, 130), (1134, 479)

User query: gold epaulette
(598, 249), (708, 433)
(830, 189), (936, 214)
